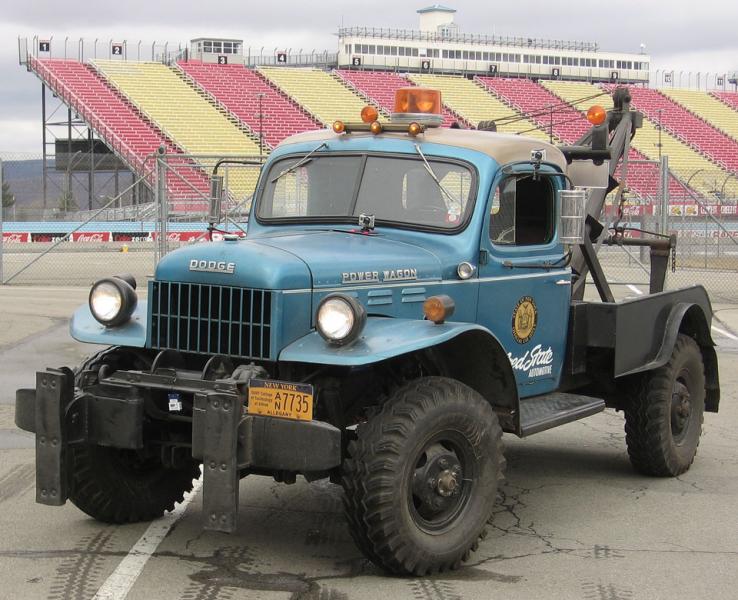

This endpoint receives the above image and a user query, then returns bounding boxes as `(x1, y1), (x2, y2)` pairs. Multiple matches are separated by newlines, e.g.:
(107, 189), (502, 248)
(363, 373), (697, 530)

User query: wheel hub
(412, 443), (464, 522)
(671, 380), (692, 439)
(436, 469), (460, 497)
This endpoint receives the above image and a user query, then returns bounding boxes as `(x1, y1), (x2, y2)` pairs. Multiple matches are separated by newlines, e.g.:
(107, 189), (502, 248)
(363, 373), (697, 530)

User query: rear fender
(623, 302), (719, 412)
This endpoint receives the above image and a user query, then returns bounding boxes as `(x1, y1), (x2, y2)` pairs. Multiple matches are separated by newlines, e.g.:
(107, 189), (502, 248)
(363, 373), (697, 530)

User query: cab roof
(278, 127), (568, 171)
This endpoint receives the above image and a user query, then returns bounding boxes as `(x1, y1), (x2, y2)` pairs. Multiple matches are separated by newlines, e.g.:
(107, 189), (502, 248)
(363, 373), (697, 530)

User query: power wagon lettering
(342, 268), (417, 284)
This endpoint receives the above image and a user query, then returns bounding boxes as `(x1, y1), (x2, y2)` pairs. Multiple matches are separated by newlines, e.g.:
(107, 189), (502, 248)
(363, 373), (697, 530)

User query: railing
(337, 27), (599, 52)
(29, 56), (146, 179)
(243, 52), (338, 68)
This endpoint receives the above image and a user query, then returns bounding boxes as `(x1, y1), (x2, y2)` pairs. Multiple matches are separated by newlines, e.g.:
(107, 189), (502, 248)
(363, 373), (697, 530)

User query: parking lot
(1, 286), (737, 600)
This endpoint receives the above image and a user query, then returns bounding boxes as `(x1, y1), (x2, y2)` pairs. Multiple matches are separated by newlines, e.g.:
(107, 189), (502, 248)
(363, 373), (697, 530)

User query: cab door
(477, 172), (572, 398)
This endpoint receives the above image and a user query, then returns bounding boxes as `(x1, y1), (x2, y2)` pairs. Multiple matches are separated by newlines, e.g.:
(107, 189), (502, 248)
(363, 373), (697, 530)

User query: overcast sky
(2, 0), (737, 154)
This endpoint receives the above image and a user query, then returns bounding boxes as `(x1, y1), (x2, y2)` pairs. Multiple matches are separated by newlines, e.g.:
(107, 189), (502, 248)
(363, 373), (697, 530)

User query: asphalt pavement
(0, 287), (737, 600)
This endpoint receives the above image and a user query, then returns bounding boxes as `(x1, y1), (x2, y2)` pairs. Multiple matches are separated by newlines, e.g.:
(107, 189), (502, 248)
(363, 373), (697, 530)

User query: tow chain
(611, 186), (629, 241)
(672, 241), (677, 273)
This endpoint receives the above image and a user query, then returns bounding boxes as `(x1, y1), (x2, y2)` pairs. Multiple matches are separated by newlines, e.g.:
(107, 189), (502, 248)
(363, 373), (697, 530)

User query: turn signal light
(361, 105), (379, 123)
(423, 295), (455, 325)
(394, 87), (442, 116)
(587, 105), (607, 126)
(332, 120), (346, 133)
(370, 121), (383, 134)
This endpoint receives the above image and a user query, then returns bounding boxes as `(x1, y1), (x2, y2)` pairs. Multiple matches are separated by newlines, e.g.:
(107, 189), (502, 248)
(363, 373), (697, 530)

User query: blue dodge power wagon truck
(16, 87), (720, 575)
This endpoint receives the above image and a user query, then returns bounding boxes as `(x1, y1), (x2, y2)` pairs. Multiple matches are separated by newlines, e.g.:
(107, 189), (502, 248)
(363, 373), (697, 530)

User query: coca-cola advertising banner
(2, 231), (207, 243)
(149, 231), (208, 242)
(2, 232), (30, 243)
(71, 232), (113, 242)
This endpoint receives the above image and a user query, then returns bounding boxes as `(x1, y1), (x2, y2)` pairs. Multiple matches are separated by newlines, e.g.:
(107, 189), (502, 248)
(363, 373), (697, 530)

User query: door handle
(554, 279), (571, 286)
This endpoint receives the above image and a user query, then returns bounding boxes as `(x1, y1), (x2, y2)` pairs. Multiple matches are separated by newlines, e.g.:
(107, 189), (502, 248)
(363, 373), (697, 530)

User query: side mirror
(209, 174), (224, 225)
(559, 188), (587, 245)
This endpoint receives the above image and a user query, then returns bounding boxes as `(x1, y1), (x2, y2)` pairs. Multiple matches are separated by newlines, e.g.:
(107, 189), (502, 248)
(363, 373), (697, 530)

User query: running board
(519, 393), (605, 437)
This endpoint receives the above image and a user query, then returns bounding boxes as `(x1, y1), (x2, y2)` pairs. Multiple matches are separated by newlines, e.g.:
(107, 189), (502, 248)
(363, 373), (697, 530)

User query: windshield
(257, 153), (475, 230)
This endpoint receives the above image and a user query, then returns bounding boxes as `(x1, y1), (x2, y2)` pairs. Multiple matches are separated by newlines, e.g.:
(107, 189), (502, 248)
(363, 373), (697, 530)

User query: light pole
(655, 108), (663, 160)
(256, 93), (265, 158)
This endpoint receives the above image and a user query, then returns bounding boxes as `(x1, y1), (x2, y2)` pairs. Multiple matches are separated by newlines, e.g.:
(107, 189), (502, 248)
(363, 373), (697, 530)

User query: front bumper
(16, 367), (341, 532)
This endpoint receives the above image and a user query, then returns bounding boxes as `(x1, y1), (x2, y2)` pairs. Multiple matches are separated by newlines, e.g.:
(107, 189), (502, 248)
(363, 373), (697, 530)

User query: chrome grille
(149, 282), (272, 359)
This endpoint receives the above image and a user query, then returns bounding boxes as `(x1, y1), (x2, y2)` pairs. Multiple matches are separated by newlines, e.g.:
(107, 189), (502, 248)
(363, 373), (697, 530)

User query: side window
(489, 176), (555, 246)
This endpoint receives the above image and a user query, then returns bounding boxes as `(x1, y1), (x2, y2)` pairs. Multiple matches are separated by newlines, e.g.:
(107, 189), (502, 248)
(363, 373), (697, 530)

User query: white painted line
(626, 284), (644, 296)
(92, 474), (203, 600)
(712, 325), (738, 341)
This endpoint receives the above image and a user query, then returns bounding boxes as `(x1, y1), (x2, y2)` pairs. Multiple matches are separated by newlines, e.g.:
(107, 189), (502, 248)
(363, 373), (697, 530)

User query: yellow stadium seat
(258, 67), (383, 125)
(661, 88), (738, 144)
(541, 80), (737, 198)
(408, 74), (551, 142)
(93, 60), (262, 200)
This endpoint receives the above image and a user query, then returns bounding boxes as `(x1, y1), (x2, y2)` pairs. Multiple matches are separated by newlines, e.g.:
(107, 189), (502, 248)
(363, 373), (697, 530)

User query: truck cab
(16, 87), (719, 576)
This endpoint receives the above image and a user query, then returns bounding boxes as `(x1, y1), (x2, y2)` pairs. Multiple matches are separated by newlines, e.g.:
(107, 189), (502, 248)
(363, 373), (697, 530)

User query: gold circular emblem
(512, 296), (537, 344)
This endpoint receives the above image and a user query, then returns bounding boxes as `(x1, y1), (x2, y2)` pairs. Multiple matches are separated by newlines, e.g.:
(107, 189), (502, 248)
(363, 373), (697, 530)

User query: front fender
(279, 317), (488, 366)
(70, 300), (148, 348)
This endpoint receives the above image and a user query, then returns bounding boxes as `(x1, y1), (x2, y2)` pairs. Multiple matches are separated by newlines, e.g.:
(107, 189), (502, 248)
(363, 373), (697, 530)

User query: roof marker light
(361, 106), (379, 123)
(332, 120), (346, 134)
(370, 121), (383, 134)
(408, 122), (423, 136)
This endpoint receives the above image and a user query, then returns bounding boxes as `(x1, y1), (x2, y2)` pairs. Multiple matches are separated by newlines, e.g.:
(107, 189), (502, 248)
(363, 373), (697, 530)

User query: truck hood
(155, 238), (311, 289)
(255, 230), (442, 288)
(155, 231), (442, 290)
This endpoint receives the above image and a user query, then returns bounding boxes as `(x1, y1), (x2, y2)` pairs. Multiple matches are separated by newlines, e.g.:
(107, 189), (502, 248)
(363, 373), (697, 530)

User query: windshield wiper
(270, 142), (328, 184)
(413, 143), (459, 208)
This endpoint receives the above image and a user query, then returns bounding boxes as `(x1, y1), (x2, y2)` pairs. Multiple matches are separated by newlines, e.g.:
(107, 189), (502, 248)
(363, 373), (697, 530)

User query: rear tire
(342, 377), (504, 575)
(68, 347), (200, 524)
(624, 334), (706, 477)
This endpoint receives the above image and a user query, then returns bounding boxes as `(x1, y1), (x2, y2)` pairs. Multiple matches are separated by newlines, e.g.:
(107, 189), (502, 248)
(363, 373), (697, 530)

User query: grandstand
(542, 80), (738, 198)
(92, 60), (262, 199)
(408, 73), (551, 142)
(713, 91), (738, 112)
(661, 89), (738, 144)
(16, 25), (738, 217)
(624, 87), (738, 172)
(334, 69), (462, 127)
(177, 61), (320, 148)
(28, 57), (210, 202)
(478, 76), (689, 200)
(258, 67), (385, 125)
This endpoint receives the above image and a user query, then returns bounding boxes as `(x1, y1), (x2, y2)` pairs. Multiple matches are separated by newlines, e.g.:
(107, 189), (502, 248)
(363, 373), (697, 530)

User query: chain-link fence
(1, 153), (261, 286)
(592, 160), (738, 305)
(2, 152), (737, 307)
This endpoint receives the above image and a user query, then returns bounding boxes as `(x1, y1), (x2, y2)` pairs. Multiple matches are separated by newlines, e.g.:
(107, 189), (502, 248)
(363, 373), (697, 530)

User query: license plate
(247, 378), (314, 421)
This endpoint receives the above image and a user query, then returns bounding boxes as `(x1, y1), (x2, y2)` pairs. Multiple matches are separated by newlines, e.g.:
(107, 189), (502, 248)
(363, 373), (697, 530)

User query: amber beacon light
(392, 87), (444, 126)
(586, 105), (607, 126)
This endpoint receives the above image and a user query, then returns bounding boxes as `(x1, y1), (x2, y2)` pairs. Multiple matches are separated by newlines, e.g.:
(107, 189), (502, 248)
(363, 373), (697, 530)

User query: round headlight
(89, 277), (137, 327)
(316, 294), (366, 345)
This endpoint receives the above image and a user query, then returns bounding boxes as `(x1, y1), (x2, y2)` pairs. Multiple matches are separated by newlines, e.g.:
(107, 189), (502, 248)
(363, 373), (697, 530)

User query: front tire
(342, 377), (504, 575)
(624, 334), (706, 477)
(68, 347), (200, 524)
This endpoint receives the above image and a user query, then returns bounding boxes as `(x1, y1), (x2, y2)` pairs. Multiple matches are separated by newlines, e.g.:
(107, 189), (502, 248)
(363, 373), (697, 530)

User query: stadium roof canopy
(417, 5), (456, 13)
